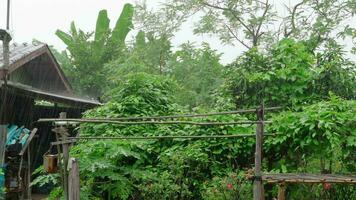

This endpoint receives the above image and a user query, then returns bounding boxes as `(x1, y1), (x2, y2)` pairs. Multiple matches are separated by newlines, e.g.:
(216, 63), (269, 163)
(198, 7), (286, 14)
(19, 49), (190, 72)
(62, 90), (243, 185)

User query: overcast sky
(0, 0), (355, 64)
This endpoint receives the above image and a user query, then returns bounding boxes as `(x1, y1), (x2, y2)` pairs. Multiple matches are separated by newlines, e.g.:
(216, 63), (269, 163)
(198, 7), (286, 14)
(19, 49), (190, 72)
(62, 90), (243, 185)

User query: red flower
(323, 183), (332, 190)
(227, 183), (233, 190)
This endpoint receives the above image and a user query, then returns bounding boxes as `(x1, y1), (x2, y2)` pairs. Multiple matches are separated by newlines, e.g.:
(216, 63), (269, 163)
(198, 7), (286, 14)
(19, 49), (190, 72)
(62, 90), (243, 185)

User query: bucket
(43, 154), (58, 173)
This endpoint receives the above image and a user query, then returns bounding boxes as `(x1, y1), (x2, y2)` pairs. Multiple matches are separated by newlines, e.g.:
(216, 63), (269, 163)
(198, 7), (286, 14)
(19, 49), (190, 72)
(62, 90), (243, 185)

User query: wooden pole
(277, 183), (286, 200)
(37, 107), (281, 122)
(6, 0), (10, 30)
(0, 3), (11, 182)
(253, 104), (264, 200)
(59, 112), (69, 200)
(27, 144), (31, 200)
(68, 158), (80, 200)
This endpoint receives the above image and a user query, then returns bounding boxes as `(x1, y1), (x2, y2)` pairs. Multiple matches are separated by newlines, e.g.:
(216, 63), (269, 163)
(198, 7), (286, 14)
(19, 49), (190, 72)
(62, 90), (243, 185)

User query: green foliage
(266, 96), (356, 172)
(70, 73), (256, 199)
(0, 168), (4, 200)
(223, 39), (315, 107)
(158, 0), (356, 55)
(201, 171), (252, 200)
(31, 167), (60, 188)
(111, 4), (134, 45)
(56, 3), (134, 97)
(105, 32), (172, 80)
(31, 166), (63, 200)
(223, 39), (355, 108)
(168, 43), (223, 109)
(71, 141), (141, 199)
(45, 1), (356, 198)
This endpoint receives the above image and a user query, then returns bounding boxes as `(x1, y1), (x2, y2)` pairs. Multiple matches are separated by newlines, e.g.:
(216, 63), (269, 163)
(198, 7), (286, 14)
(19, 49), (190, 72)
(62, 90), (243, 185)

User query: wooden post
(253, 104), (264, 200)
(277, 183), (286, 200)
(60, 112), (69, 200)
(0, 31), (11, 179)
(27, 145), (31, 200)
(68, 158), (80, 200)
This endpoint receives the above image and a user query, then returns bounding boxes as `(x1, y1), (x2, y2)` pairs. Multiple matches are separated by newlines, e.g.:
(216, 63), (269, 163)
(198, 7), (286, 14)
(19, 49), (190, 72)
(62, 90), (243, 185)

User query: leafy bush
(266, 95), (356, 172)
(201, 171), (252, 200)
(222, 39), (356, 108)
(69, 72), (256, 199)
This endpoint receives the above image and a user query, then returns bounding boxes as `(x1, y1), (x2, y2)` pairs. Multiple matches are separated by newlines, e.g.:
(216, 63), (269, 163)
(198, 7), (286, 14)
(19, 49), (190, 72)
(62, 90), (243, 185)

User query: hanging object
(43, 149), (58, 174)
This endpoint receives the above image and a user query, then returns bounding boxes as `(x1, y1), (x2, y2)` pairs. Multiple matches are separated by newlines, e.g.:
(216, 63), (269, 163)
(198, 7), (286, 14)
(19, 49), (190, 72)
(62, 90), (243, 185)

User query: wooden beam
(277, 183), (286, 200)
(68, 158), (80, 200)
(253, 104), (264, 200)
(19, 128), (38, 156)
(60, 112), (69, 200)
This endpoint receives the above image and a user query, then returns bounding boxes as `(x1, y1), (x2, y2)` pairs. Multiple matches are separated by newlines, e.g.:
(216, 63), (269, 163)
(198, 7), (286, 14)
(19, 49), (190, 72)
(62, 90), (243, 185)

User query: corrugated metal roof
(0, 42), (46, 68)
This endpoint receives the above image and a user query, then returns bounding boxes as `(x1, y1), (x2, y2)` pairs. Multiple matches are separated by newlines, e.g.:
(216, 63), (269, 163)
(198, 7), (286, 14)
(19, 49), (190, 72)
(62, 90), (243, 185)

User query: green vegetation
(33, 1), (356, 199)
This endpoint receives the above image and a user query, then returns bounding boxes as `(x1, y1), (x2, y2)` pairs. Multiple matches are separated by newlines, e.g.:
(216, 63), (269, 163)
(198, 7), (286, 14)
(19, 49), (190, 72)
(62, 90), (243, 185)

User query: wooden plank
(262, 173), (356, 184)
(253, 104), (264, 200)
(0, 125), (6, 165)
(277, 183), (286, 200)
(60, 112), (69, 200)
(19, 128), (38, 156)
(27, 144), (32, 200)
(68, 158), (80, 200)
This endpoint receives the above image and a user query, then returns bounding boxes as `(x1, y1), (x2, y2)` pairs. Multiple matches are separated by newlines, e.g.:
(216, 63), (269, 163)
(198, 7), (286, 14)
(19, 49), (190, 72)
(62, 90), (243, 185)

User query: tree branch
(201, 1), (255, 36)
(255, 0), (271, 42)
(224, 24), (251, 49)
(285, 1), (304, 37)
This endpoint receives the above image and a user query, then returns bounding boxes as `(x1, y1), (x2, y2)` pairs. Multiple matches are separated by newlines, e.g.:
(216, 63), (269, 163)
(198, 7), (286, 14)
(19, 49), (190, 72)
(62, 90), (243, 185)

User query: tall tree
(56, 3), (134, 97)
(168, 43), (223, 108)
(156, 0), (356, 54)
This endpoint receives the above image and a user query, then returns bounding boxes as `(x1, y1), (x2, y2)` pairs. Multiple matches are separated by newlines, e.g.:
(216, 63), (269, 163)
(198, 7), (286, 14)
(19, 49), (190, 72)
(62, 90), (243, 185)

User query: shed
(0, 42), (101, 198)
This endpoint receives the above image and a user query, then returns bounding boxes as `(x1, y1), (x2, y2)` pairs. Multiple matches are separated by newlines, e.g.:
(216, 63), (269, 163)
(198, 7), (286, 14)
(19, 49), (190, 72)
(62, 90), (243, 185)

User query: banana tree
(55, 3), (134, 97)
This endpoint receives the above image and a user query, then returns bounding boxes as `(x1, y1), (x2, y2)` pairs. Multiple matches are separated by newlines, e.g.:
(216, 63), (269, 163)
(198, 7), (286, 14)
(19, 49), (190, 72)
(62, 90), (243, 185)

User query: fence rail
(43, 105), (275, 200)
(37, 106), (281, 123)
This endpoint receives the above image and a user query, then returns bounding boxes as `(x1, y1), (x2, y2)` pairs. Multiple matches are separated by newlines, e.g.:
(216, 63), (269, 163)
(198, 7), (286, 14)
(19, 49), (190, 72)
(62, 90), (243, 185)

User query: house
(0, 42), (101, 199)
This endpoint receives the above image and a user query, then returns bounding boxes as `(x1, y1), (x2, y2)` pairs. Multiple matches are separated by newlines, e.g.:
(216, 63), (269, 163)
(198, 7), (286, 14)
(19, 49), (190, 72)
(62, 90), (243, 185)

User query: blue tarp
(0, 164), (5, 195)
(1, 125), (31, 194)
(6, 125), (30, 147)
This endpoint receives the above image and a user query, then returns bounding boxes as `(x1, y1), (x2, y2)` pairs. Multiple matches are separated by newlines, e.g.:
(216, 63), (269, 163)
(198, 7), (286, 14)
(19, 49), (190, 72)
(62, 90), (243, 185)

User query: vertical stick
(0, 126), (6, 166)
(0, 34), (10, 180)
(277, 183), (285, 200)
(253, 104), (264, 200)
(0, 2), (11, 194)
(60, 112), (69, 200)
(68, 158), (80, 200)
(27, 145), (31, 200)
(6, 0), (10, 30)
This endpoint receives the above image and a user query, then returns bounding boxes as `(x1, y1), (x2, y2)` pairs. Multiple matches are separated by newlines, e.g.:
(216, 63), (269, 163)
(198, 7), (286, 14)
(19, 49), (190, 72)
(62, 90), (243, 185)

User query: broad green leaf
(110, 3), (134, 46)
(94, 9), (110, 57)
(55, 29), (73, 47)
(70, 21), (78, 37)
(95, 10), (110, 43)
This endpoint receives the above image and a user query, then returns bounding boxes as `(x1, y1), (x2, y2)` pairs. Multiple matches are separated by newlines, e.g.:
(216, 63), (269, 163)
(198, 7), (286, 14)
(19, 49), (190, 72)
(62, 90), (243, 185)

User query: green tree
(56, 4), (134, 97)
(222, 39), (355, 108)
(104, 31), (172, 83)
(168, 43), (224, 108)
(154, 0), (356, 54)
